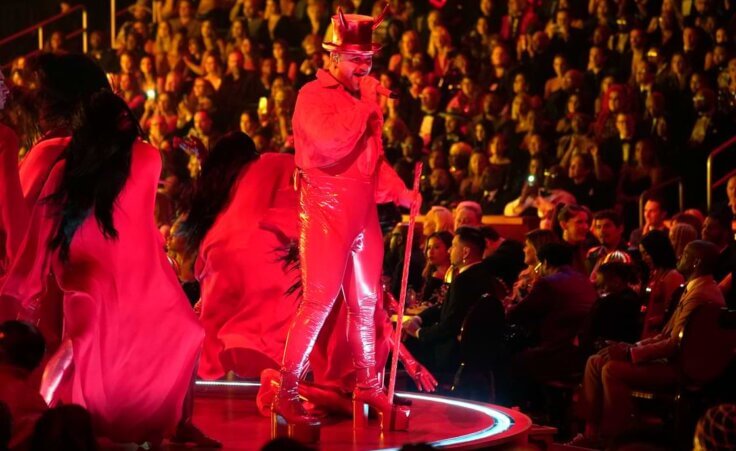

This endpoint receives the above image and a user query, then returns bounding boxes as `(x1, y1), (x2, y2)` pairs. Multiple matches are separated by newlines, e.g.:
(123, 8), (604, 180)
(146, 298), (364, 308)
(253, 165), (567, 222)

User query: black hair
(553, 203), (591, 239)
(537, 242), (574, 267)
(30, 405), (98, 451)
(181, 131), (259, 254)
(47, 90), (141, 260)
(525, 228), (559, 253)
(558, 203), (591, 224)
(29, 54), (142, 261)
(640, 229), (677, 269)
(426, 231), (453, 250)
(689, 240), (721, 276)
(599, 261), (637, 284)
(644, 194), (666, 211)
(487, 239), (526, 286)
(593, 209), (623, 227)
(671, 212), (702, 233)
(28, 53), (112, 140)
(571, 151), (594, 171)
(0, 320), (46, 372)
(706, 208), (733, 232)
(455, 226), (486, 255)
(480, 225), (500, 242)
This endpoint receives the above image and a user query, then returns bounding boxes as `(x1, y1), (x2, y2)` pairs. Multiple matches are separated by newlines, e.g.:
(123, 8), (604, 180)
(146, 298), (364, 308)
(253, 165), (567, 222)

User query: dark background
(0, 0), (134, 66)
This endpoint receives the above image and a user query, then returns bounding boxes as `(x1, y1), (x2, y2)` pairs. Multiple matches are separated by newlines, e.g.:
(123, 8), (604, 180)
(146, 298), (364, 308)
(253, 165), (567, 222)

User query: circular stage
(190, 381), (532, 450)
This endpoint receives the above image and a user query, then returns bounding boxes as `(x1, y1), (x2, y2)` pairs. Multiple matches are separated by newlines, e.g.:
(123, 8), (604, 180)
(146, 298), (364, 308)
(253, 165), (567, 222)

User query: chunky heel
(383, 404), (410, 432)
(271, 411), (320, 443)
(352, 369), (411, 432)
(352, 398), (370, 429)
(352, 396), (411, 431)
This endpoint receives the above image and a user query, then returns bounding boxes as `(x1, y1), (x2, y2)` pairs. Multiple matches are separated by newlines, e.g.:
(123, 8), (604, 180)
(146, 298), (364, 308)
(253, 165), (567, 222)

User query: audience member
(693, 404), (736, 451)
(420, 231), (453, 306)
(580, 261), (642, 355)
(587, 210), (629, 280)
(404, 227), (497, 384)
(669, 222), (698, 260)
(512, 229), (559, 305)
(480, 225), (504, 258)
(639, 230), (684, 338)
(422, 206), (453, 237)
(30, 405), (97, 451)
(701, 210), (736, 282)
(0, 321), (47, 449)
(480, 239), (526, 293)
(576, 240), (725, 447)
(629, 197), (668, 246)
(507, 242), (597, 403)
(453, 201), (483, 230)
(556, 204), (593, 273)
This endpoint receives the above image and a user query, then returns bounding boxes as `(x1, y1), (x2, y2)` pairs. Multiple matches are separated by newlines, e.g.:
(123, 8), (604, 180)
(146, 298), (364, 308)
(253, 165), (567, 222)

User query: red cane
(387, 162), (423, 404)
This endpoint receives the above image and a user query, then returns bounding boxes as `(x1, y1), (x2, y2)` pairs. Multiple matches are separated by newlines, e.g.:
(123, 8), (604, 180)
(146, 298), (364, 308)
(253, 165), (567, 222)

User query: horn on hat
(373, 3), (389, 30)
(337, 6), (348, 29)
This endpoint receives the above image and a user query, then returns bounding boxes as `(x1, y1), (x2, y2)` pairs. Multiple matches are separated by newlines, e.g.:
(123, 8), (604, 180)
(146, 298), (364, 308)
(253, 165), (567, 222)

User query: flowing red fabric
(0, 135), (69, 346)
(195, 153), (302, 379)
(1, 140), (203, 443)
(18, 136), (71, 208)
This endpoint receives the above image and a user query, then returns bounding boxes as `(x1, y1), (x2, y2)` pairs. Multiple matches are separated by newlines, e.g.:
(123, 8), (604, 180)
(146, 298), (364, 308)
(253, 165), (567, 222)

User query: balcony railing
(707, 135), (736, 211)
(0, 4), (88, 67)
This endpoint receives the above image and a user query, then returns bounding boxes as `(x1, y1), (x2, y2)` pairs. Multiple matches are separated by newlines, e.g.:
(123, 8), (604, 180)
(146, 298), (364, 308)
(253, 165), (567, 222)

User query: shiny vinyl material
(281, 171), (383, 381)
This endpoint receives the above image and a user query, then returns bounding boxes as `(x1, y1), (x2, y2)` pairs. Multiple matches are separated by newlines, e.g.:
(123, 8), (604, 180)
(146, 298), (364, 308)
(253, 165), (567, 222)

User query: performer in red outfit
(0, 54), (214, 447)
(181, 133), (301, 379)
(273, 9), (420, 428)
(182, 134), (435, 398)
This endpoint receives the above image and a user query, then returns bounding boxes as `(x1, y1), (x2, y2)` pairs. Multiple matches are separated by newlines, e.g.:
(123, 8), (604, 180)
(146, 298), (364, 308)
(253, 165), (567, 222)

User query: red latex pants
(281, 171), (383, 379)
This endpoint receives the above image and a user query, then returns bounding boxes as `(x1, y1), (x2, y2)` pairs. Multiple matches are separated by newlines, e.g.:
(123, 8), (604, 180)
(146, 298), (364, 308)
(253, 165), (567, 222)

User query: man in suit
(417, 86), (445, 148)
(506, 242), (597, 401)
(701, 210), (736, 283)
(404, 227), (499, 384)
(629, 197), (668, 247)
(575, 240), (726, 446)
(598, 112), (639, 178)
(499, 0), (540, 43)
(587, 209), (630, 279)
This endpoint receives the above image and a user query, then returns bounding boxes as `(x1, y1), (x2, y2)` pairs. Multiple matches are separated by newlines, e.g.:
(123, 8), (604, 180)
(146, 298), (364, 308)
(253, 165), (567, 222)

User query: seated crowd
(2, 0), (736, 448)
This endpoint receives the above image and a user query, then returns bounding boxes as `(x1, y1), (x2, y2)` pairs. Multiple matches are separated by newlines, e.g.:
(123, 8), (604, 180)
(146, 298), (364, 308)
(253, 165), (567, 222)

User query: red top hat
(322, 6), (388, 54)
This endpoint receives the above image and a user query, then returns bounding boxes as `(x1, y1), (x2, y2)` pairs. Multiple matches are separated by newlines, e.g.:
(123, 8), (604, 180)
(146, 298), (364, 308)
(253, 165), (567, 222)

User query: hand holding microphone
(376, 84), (399, 99)
(359, 75), (399, 103)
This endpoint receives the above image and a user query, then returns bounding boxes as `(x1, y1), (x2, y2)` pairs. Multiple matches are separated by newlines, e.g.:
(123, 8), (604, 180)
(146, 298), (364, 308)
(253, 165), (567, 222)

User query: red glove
(399, 343), (438, 392)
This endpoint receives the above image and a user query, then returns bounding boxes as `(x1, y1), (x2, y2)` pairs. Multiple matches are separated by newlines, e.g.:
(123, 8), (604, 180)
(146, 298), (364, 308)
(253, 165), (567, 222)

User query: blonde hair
(424, 206), (454, 235)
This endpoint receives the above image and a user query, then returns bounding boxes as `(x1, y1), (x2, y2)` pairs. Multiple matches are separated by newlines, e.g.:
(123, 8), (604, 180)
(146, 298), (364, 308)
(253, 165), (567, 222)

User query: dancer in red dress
(180, 133), (301, 379)
(0, 54), (215, 447)
(272, 9), (421, 429)
(181, 134), (436, 401)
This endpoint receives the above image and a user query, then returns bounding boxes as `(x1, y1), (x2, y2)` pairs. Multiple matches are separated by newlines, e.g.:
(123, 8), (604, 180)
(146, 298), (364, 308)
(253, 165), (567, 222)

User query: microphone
(376, 85), (400, 100)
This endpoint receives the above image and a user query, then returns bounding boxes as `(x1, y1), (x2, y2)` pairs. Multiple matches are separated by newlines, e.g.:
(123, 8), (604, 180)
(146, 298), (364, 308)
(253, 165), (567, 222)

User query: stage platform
(184, 381), (532, 450)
